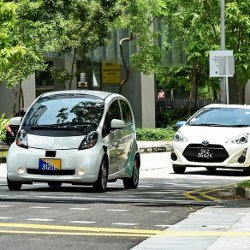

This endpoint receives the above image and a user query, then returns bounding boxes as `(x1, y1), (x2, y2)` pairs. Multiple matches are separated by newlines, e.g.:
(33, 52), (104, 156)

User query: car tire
(48, 181), (62, 189)
(7, 177), (22, 191)
(123, 158), (140, 189)
(173, 165), (186, 174)
(93, 159), (108, 192)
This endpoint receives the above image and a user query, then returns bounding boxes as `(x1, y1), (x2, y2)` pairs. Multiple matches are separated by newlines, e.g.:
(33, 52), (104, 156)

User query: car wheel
(173, 165), (186, 174)
(7, 177), (22, 191)
(48, 181), (62, 189)
(206, 167), (217, 173)
(123, 158), (139, 189)
(93, 159), (108, 192)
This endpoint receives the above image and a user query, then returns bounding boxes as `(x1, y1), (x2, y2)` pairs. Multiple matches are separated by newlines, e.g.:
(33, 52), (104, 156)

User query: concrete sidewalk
(132, 200), (250, 250)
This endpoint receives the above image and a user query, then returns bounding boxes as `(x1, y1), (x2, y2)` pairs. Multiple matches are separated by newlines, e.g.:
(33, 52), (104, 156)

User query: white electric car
(7, 90), (140, 192)
(171, 104), (250, 175)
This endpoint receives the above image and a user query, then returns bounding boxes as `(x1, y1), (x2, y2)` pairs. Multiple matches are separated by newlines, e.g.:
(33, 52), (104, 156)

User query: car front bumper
(171, 141), (250, 169)
(7, 144), (103, 184)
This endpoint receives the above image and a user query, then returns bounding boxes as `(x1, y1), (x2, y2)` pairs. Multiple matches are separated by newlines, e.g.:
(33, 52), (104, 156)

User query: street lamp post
(220, 0), (227, 104)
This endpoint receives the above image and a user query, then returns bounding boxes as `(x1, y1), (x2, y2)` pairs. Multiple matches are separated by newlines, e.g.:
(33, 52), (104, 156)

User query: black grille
(27, 169), (75, 175)
(183, 144), (229, 163)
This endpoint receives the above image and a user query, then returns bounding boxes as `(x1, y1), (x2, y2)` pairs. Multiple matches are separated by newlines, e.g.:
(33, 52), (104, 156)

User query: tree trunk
(68, 49), (76, 90)
(119, 34), (134, 94)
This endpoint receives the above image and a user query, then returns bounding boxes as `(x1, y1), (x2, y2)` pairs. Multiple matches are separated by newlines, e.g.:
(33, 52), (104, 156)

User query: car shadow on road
(172, 169), (247, 177)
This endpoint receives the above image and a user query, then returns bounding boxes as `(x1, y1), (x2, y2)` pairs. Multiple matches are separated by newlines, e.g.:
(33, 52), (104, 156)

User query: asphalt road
(0, 152), (249, 249)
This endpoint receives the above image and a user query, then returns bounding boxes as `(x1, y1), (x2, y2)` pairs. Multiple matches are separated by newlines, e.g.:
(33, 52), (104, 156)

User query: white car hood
(179, 125), (249, 144)
(27, 134), (85, 150)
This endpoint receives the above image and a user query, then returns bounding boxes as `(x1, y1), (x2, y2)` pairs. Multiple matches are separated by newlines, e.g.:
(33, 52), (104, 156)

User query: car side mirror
(111, 119), (125, 129)
(175, 121), (186, 128)
(9, 116), (23, 126)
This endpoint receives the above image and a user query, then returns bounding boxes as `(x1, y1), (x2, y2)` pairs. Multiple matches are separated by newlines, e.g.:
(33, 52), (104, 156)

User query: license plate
(39, 158), (61, 170)
(197, 148), (213, 158)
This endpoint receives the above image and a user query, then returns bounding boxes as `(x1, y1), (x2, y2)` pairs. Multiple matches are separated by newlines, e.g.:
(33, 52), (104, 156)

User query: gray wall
(0, 84), (16, 117)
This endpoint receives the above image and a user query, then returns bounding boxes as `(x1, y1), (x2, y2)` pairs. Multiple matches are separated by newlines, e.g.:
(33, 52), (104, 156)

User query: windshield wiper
(31, 122), (98, 130)
(190, 123), (227, 127)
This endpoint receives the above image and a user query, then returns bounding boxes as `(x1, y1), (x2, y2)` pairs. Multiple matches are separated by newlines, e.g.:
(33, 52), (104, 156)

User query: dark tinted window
(187, 108), (250, 127)
(120, 99), (132, 124)
(22, 94), (104, 136)
(102, 100), (121, 137)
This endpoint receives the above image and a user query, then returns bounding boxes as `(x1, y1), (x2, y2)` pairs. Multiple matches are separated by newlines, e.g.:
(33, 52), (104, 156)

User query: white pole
(225, 57), (229, 104)
(221, 0), (226, 104)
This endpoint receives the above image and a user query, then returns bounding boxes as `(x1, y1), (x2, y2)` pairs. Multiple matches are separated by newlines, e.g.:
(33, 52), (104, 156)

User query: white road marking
(0, 217), (12, 220)
(0, 205), (13, 208)
(150, 210), (171, 213)
(112, 222), (139, 226)
(107, 209), (129, 212)
(29, 206), (51, 209)
(69, 221), (96, 224)
(70, 208), (91, 211)
(26, 218), (55, 222)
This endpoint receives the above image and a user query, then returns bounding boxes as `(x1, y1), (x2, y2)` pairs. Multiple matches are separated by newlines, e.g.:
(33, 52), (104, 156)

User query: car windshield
(22, 93), (104, 136)
(187, 107), (250, 127)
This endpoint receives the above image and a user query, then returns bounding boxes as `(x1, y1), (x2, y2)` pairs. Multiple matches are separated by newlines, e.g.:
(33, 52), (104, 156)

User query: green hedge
(0, 114), (9, 143)
(136, 127), (175, 141)
(238, 180), (250, 188)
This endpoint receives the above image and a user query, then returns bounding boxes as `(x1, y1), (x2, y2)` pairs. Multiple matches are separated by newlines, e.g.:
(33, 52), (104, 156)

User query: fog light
(171, 152), (177, 161)
(78, 169), (85, 176)
(18, 167), (25, 175)
(238, 148), (248, 164)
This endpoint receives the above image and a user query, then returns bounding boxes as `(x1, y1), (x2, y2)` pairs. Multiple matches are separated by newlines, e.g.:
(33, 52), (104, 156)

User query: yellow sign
(102, 61), (121, 84)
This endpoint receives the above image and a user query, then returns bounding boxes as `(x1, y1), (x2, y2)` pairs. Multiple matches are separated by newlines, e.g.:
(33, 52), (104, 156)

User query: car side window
(120, 99), (132, 124)
(102, 100), (121, 138)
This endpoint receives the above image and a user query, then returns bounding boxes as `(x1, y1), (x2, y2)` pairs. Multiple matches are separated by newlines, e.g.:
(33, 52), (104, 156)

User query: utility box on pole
(209, 50), (234, 77)
(209, 50), (235, 104)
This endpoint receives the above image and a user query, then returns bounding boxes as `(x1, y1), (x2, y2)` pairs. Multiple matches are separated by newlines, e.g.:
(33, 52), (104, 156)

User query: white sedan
(171, 104), (250, 175)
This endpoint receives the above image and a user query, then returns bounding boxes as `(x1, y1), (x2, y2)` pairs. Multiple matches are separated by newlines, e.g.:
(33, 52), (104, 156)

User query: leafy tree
(114, 0), (167, 93)
(226, 0), (250, 103)
(47, 0), (120, 89)
(157, 0), (249, 106)
(0, 1), (26, 81)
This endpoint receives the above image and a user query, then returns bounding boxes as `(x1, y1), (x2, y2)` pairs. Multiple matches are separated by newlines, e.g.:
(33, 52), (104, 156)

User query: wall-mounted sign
(102, 61), (121, 84)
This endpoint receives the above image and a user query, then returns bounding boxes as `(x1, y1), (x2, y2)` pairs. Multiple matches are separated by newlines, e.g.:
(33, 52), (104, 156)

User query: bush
(136, 127), (175, 141)
(238, 180), (250, 188)
(0, 114), (8, 142)
(156, 108), (189, 127)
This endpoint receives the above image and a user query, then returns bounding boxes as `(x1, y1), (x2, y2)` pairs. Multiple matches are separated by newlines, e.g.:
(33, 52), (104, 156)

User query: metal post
(220, 0), (226, 104)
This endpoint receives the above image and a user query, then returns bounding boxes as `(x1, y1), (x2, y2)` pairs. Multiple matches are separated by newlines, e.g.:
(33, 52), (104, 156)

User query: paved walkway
(132, 200), (250, 250)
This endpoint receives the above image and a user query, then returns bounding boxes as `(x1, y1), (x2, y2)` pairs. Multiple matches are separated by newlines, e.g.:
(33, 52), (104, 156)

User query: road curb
(139, 145), (172, 153)
(234, 185), (250, 200)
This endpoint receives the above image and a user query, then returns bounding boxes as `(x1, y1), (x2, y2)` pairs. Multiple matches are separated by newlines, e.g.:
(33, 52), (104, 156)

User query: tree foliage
(114, 0), (167, 92)
(156, 0), (250, 104)
(0, 1), (26, 81)
(1, 0), (119, 88)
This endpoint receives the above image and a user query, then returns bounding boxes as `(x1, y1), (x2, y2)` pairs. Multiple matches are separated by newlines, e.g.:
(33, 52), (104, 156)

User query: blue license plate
(39, 158), (61, 170)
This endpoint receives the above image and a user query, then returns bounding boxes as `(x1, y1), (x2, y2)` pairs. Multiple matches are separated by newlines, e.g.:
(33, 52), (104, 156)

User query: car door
(102, 100), (122, 175)
(119, 99), (134, 171)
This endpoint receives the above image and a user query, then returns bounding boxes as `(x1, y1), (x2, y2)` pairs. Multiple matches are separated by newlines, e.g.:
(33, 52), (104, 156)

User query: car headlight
(78, 131), (98, 150)
(16, 129), (28, 148)
(227, 133), (249, 144)
(173, 131), (187, 142)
